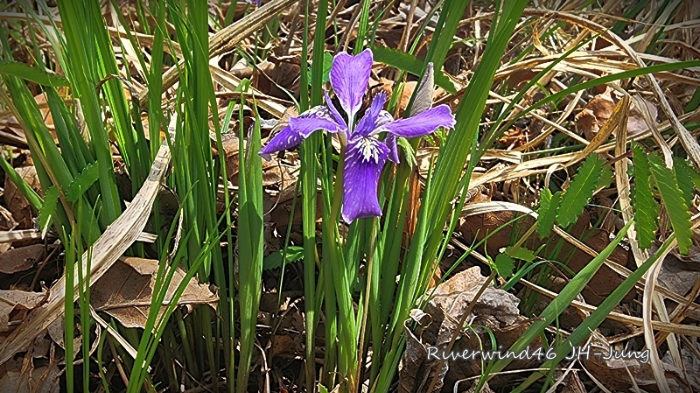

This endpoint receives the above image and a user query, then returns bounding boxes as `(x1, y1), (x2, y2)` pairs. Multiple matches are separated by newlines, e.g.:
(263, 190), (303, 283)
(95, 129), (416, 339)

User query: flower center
(359, 137), (380, 163)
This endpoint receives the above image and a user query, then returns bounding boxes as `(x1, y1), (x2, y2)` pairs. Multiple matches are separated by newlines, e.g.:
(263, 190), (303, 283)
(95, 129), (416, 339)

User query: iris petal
(260, 105), (340, 159)
(355, 92), (387, 137)
(330, 49), (373, 122)
(385, 134), (399, 163)
(259, 125), (304, 159)
(324, 91), (348, 131)
(342, 135), (390, 223)
(382, 105), (455, 138)
(289, 116), (339, 137)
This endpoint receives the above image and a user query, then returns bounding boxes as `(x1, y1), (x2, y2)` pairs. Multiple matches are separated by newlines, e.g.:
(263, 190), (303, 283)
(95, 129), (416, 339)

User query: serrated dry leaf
(90, 257), (218, 329)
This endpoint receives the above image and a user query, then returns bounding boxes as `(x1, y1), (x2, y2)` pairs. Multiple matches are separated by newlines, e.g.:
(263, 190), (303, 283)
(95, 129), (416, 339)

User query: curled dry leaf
(0, 288), (48, 333)
(90, 257), (218, 329)
(398, 313), (447, 393)
(575, 87), (658, 139)
(400, 267), (536, 391)
(0, 205), (18, 232)
(3, 166), (40, 229)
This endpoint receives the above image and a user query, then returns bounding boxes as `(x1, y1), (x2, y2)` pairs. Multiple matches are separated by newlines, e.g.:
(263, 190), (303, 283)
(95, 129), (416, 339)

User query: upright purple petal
(259, 125), (304, 159)
(382, 105), (455, 138)
(385, 134), (399, 163)
(355, 92), (387, 137)
(325, 91), (348, 131)
(330, 49), (373, 122)
(342, 135), (389, 223)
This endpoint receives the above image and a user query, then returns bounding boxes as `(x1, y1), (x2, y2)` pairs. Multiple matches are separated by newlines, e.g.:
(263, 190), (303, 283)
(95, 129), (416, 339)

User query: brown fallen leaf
(0, 288), (48, 333)
(4, 166), (41, 229)
(583, 332), (694, 393)
(0, 336), (61, 393)
(400, 267), (536, 391)
(90, 257), (218, 329)
(0, 205), (18, 232)
(0, 244), (46, 275)
(398, 314), (447, 393)
(575, 87), (658, 139)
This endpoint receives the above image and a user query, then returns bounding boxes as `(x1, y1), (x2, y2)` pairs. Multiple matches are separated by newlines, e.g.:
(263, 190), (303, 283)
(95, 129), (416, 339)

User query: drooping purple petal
(324, 91), (348, 131)
(259, 125), (304, 159)
(342, 135), (390, 223)
(382, 104), (455, 138)
(259, 105), (339, 159)
(355, 91), (387, 137)
(385, 134), (399, 163)
(330, 49), (373, 122)
(289, 116), (339, 137)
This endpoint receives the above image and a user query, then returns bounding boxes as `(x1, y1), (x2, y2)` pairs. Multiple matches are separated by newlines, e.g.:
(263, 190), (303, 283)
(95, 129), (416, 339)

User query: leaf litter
(0, 0), (699, 392)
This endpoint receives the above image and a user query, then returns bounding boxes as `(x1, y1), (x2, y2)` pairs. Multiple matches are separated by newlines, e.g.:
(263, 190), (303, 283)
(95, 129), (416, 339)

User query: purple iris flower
(259, 49), (456, 223)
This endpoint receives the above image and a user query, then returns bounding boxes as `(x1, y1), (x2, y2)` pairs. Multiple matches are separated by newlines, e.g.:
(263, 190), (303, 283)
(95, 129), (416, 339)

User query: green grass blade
(487, 220), (632, 378)
(0, 61), (69, 86)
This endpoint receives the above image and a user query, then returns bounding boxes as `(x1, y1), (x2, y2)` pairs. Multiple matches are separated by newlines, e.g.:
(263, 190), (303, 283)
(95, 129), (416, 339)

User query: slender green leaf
(0, 62), (69, 87)
(307, 52), (333, 86)
(0, 156), (42, 210)
(557, 155), (604, 227)
(648, 154), (693, 254)
(263, 246), (304, 270)
(507, 246), (537, 263)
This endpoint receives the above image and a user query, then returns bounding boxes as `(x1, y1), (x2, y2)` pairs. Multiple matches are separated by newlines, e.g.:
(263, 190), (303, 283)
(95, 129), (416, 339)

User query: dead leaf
(583, 333), (694, 393)
(658, 252), (700, 297)
(0, 289), (48, 333)
(0, 358), (61, 393)
(0, 205), (18, 231)
(90, 257), (218, 329)
(4, 166), (40, 229)
(0, 244), (46, 275)
(46, 317), (81, 359)
(398, 315), (447, 393)
(400, 267), (536, 391)
(576, 88), (657, 139)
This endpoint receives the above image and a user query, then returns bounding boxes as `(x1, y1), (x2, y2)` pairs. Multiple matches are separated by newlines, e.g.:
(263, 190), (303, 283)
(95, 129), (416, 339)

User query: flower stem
(330, 144), (346, 223)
